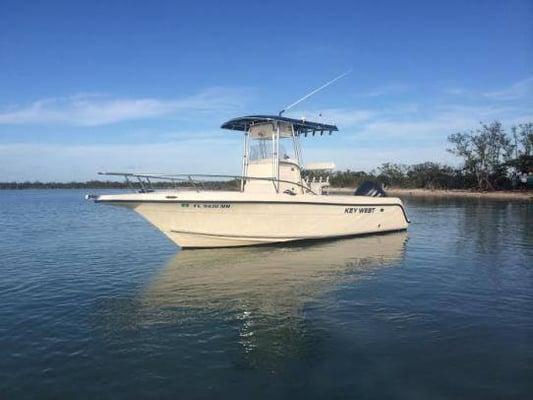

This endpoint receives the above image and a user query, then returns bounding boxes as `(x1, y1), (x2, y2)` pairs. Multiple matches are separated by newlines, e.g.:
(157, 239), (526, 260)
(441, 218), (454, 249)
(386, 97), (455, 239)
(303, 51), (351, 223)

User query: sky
(0, 0), (532, 181)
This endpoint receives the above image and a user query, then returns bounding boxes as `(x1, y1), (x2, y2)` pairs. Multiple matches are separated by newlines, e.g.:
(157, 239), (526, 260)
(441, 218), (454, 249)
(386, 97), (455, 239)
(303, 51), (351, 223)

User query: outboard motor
(354, 181), (387, 197)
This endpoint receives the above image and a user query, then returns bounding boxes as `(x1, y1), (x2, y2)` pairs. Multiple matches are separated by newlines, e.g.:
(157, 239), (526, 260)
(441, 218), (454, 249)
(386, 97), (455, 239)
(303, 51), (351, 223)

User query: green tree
(447, 121), (513, 190)
(406, 162), (456, 189)
(376, 163), (408, 187)
(509, 123), (533, 172)
(516, 123), (533, 156)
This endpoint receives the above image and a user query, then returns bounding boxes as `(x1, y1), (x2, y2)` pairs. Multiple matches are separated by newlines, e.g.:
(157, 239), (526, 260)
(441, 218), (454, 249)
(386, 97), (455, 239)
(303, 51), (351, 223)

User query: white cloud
(483, 76), (533, 100)
(2, 79), (532, 181)
(443, 87), (468, 96)
(305, 145), (458, 171)
(295, 103), (531, 142)
(288, 108), (377, 126)
(3, 100), (531, 181)
(0, 139), (242, 181)
(356, 83), (411, 97)
(0, 87), (249, 126)
(0, 137), (461, 182)
(358, 119), (453, 139)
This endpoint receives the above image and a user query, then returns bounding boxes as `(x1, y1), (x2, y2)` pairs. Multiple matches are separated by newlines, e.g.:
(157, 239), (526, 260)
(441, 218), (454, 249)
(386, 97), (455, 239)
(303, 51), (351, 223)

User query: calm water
(0, 190), (532, 399)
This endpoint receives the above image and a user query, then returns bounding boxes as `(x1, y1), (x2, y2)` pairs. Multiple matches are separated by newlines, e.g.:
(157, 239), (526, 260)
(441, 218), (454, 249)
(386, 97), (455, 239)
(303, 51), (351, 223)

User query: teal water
(0, 190), (532, 399)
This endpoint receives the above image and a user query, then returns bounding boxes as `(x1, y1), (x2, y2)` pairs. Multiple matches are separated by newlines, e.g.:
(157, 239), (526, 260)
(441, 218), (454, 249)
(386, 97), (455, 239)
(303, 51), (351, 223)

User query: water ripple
(0, 191), (532, 399)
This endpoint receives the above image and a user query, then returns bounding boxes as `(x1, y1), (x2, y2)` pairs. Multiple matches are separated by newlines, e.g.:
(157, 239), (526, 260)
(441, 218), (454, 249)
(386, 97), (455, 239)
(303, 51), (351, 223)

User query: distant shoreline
(2, 184), (531, 201)
(328, 187), (532, 202)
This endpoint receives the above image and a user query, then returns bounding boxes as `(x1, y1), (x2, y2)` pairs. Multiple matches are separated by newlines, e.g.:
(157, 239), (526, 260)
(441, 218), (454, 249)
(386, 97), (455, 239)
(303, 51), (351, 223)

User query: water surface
(1, 190), (532, 399)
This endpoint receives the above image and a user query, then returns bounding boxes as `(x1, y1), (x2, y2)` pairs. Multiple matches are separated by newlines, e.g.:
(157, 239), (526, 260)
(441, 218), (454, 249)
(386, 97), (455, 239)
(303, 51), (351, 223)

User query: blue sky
(0, 0), (532, 181)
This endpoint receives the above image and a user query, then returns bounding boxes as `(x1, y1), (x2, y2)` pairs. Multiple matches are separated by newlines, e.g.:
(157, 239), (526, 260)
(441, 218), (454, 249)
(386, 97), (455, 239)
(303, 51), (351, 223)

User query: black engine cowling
(354, 181), (387, 197)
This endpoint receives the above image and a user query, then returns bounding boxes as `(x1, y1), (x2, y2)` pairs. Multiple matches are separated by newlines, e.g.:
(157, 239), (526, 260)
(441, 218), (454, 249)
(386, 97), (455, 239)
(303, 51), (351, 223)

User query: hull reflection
(144, 232), (407, 310)
(140, 233), (407, 366)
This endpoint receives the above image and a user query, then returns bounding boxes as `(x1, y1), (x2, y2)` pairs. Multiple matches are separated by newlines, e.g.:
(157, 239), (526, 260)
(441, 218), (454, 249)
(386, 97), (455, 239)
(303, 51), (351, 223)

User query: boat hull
(94, 192), (409, 248)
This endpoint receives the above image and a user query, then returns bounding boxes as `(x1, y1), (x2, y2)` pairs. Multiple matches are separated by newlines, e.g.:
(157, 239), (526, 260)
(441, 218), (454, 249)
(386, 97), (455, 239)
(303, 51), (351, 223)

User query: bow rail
(97, 172), (318, 195)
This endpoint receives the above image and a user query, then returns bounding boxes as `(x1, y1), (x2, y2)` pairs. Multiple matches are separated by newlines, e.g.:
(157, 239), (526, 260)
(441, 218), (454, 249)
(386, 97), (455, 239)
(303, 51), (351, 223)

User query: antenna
(278, 69), (352, 116)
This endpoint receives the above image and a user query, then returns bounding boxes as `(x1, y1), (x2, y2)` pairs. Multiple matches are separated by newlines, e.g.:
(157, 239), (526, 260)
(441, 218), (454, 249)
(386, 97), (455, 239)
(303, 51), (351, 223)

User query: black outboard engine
(354, 181), (387, 197)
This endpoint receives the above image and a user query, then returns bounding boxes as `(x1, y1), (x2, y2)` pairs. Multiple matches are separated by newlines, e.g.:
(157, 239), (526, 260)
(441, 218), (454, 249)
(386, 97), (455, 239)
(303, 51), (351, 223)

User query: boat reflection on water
(140, 232), (407, 367)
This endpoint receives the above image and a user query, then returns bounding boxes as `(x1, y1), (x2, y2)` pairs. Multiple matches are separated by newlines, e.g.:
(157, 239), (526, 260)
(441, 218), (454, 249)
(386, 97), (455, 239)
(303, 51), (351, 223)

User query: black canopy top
(220, 115), (338, 135)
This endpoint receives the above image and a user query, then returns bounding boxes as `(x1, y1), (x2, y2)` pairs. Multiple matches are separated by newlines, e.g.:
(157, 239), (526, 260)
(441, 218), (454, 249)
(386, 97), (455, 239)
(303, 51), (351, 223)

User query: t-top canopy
(221, 115), (338, 136)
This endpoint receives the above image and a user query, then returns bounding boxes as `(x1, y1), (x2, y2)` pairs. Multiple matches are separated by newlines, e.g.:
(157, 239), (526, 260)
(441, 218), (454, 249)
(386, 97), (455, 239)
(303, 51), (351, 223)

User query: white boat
(87, 115), (409, 248)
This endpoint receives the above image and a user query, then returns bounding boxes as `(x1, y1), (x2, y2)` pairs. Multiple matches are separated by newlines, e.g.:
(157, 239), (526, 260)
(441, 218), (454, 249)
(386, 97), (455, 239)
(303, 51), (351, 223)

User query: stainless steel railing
(97, 172), (317, 195)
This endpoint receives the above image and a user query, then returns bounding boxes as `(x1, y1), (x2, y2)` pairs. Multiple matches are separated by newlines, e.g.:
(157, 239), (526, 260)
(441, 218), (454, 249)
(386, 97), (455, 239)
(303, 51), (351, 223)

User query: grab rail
(97, 172), (318, 195)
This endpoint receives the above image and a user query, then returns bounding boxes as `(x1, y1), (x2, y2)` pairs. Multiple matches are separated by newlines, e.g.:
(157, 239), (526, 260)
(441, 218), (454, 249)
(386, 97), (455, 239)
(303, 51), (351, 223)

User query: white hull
(95, 191), (409, 248)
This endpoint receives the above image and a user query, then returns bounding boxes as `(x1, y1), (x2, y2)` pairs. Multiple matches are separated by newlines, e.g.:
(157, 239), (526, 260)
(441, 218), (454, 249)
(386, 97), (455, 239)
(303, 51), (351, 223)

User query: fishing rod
(278, 69), (352, 116)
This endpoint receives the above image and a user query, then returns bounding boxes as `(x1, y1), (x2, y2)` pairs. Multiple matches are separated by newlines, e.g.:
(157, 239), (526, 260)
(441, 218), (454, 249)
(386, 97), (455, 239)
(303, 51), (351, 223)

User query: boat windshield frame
(223, 115), (338, 194)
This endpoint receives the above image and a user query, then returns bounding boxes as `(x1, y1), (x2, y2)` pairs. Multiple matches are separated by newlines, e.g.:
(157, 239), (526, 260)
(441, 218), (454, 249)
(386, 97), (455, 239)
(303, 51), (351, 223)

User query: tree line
(321, 121), (533, 190)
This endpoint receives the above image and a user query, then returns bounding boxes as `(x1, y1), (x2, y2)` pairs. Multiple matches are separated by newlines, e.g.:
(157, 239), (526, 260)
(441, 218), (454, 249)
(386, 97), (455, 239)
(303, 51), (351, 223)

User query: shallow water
(0, 190), (532, 399)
